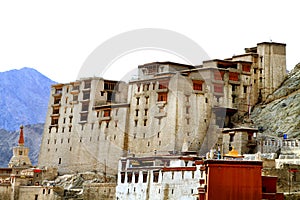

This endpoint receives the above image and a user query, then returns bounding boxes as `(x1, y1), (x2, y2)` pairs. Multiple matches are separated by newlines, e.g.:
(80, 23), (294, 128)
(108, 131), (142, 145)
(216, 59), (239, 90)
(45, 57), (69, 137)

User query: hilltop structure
(8, 125), (32, 169)
(38, 42), (287, 175)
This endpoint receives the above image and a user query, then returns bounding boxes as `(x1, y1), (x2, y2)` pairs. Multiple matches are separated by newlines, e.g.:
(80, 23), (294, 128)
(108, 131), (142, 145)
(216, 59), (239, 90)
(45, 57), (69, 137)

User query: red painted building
(198, 160), (283, 200)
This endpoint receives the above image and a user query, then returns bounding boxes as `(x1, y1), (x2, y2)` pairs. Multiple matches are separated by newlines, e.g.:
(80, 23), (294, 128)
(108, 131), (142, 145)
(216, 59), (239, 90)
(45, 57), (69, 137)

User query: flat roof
(138, 61), (193, 68)
(222, 127), (258, 133)
(204, 159), (263, 166)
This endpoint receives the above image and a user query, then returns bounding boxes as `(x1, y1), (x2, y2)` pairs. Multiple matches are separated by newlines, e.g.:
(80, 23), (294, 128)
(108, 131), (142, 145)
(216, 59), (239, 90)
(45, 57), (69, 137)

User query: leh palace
(2, 42), (300, 199)
(39, 42), (286, 174)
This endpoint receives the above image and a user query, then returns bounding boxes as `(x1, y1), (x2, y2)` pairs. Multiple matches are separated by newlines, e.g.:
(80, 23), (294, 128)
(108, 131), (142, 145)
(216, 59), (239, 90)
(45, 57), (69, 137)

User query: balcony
(50, 113), (60, 117)
(71, 89), (79, 94)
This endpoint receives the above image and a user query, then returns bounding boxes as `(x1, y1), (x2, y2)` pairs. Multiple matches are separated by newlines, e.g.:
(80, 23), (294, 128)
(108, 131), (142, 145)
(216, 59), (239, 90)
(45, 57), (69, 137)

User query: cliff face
(251, 63), (300, 138)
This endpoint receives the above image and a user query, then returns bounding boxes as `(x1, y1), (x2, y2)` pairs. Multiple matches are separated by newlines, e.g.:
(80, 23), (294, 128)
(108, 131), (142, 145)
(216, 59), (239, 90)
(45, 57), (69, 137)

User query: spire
(18, 125), (24, 146)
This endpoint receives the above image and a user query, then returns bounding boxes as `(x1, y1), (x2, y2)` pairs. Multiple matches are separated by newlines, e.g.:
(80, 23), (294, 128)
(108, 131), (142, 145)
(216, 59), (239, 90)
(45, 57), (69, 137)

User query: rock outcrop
(251, 63), (300, 138)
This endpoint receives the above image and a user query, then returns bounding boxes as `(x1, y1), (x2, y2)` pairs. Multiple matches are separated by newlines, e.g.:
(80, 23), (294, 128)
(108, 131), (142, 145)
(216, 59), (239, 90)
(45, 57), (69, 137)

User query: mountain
(0, 67), (56, 131)
(251, 63), (300, 138)
(0, 124), (44, 167)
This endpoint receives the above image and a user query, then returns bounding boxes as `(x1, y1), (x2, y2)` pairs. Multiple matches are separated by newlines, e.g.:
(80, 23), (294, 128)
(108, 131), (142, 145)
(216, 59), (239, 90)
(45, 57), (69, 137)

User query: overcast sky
(0, 1), (298, 83)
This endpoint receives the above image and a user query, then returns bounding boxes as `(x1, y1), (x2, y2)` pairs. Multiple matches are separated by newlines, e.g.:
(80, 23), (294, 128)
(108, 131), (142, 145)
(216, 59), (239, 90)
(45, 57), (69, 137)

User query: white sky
(0, 1), (299, 83)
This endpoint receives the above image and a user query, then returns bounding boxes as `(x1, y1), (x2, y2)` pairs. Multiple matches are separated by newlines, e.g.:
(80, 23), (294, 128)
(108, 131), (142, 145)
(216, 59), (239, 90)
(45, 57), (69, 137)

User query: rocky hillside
(0, 124), (44, 167)
(0, 67), (55, 131)
(251, 63), (300, 138)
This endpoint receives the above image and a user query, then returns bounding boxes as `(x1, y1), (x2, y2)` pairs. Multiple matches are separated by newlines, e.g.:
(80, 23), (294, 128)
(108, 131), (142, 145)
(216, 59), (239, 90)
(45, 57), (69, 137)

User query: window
(186, 107), (189, 114)
(69, 126), (72, 132)
(205, 98), (208, 103)
(153, 171), (159, 182)
(83, 91), (90, 100)
(127, 172), (132, 183)
(242, 64), (251, 72)
(82, 102), (89, 111)
(69, 116), (73, 123)
(103, 110), (111, 117)
(52, 107), (59, 114)
(157, 132), (160, 138)
(144, 109), (148, 116)
(136, 97), (140, 105)
(84, 81), (91, 89)
(144, 119), (147, 126)
(19, 151), (23, 155)
(73, 95), (78, 101)
(135, 172), (139, 183)
(121, 172), (125, 183)
(115, 108), (119, 116)
(51, 117), (59, 125)
(107, 91), (115, 102)
(143, 172), (148, 183)
(157, 92), (168, 101)
(115, 121), (118, 128)
(145, 96), (149, 104)
(135, 109), (139, 116)
(214, 71), (224, 80)
(137, 84), (141, 92)
(134, 120), (138, 127)
(70, 147), (72, 151)
(229, 72), (239, 81)
(58, 158), (61, 165)
(232, 95), (236, 104)
(193, 80), (203, 91)
(244, 86), (247, 93)
(232, 85), (236, 92)
(214, 84), (223, 93)
(229, 134), (234, 142)
(187, 118), (190, 125)
(104, 81), (117, 90)
(106, 121), (109, 128)
(80, 113), (88, 121)
(143, 83), (150, 91)
(54, 97), (61, 104)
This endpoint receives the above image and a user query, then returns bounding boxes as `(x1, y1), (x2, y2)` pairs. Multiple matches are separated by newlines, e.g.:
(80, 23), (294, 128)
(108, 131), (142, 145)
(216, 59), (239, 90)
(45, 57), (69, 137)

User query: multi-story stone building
(38, 42), (287, 175)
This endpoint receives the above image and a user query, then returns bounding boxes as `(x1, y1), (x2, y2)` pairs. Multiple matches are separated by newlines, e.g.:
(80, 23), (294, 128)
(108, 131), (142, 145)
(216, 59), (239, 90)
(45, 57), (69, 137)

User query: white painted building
(116, 155), (205, 200)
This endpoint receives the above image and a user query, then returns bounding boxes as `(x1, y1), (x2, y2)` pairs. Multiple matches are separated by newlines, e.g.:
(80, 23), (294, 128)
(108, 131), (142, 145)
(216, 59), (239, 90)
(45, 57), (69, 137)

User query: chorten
(8, 125), (32, 168)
